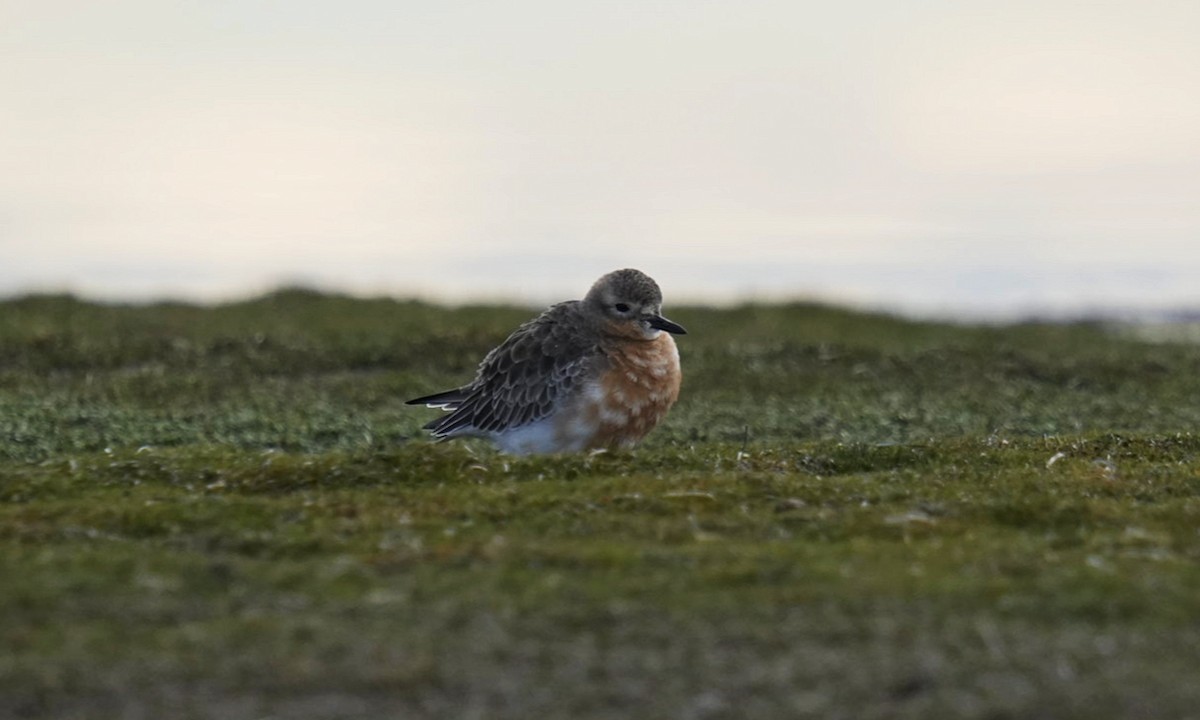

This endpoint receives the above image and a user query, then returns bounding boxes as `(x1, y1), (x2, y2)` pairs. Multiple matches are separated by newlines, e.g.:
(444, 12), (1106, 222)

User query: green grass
(2, 290), (1199, 719)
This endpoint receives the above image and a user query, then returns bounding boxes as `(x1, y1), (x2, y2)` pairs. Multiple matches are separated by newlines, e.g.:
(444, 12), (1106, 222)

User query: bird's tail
(405, 388), (468, 411)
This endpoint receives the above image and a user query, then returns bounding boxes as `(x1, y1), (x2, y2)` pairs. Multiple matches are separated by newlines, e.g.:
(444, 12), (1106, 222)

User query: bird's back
(410, 301), (603, 443)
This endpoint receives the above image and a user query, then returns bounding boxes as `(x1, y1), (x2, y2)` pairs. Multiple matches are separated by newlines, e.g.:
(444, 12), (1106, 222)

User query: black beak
(646, 314), (687, 335)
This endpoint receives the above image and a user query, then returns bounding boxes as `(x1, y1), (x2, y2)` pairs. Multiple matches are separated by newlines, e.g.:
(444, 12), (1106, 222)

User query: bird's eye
(614, 303), (630, 313)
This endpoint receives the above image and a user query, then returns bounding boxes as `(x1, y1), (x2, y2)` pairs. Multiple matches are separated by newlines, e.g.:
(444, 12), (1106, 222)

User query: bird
(406, 268), (686, 454)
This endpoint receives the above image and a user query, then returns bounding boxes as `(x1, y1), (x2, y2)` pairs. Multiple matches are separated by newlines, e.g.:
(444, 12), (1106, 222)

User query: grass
(1, 289), (1199, 719)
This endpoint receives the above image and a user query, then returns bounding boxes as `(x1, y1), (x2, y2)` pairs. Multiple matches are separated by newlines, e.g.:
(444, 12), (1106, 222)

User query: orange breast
(586, 333), (682, 448)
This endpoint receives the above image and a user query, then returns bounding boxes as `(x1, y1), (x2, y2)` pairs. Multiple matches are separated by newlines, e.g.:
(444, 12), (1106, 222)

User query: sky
(3, 0), (1199, 317)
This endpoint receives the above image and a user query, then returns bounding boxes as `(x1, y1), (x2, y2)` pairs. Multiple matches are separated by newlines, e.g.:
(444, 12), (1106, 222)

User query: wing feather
(422, 302), (602, 439)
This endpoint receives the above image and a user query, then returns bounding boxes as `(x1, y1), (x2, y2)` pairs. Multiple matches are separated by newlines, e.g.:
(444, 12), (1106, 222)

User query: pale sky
(3, 0), (1199, 316)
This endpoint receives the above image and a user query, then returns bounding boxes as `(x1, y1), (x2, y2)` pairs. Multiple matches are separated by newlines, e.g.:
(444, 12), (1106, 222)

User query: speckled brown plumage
(407, 269), (686, 454)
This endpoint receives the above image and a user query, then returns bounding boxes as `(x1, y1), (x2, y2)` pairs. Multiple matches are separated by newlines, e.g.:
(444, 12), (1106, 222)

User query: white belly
(488, 417), (583, 455)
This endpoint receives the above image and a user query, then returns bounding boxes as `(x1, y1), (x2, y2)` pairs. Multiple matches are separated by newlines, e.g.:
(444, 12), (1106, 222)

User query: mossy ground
(2, 291), (1198, 719)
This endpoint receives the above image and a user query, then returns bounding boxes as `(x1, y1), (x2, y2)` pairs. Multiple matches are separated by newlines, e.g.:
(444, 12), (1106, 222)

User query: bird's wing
(423, 302), (602, 438)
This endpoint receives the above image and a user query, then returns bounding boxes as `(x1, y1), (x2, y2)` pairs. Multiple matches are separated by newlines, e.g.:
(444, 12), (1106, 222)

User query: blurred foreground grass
(1, 290), (1199, 719)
